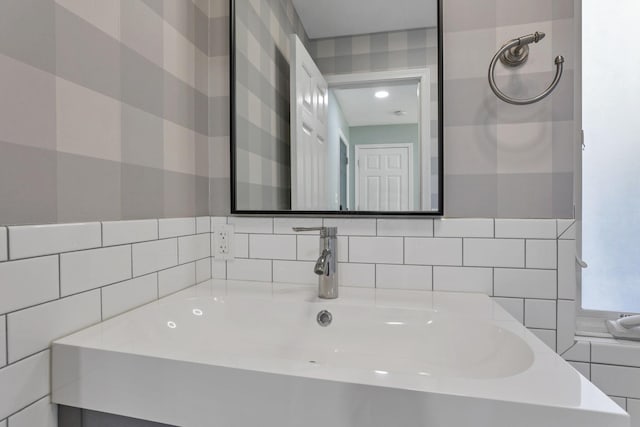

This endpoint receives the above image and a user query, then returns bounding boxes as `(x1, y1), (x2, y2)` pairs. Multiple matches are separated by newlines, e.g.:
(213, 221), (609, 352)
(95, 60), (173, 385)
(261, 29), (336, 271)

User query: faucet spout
(292, 226), (339, 299)
(314, 249), (332, 276)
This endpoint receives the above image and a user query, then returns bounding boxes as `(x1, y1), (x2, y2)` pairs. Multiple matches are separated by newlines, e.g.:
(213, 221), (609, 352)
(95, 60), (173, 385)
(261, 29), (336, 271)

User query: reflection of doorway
(355, 144), (413, 211)
(339, 137), (349, 210)
(327, 69), (430, 210)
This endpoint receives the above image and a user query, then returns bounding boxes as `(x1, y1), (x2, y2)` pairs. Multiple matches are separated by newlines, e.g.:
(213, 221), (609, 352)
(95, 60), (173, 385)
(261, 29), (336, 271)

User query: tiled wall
(213, 216), (578, 352)
(233, 0), (309, 210)
(563, 339), (640, 425)
(0, 217), (212, 426)
(0, 0), (221, 225)
(214, 215), (640, 425)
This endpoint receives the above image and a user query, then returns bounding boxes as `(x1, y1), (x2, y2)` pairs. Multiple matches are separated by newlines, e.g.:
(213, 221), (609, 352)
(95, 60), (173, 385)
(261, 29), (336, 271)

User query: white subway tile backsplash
(227, 259), (271, 282)
(526, 240), (557, 269)
(377, 219), (433, 237)
(349, 237), (403, 264)
(592, 364), (640, 399)
(524, 299), (557, 329)
(562, 340), (591, 363)
(464, 239), (524, 268)
(196, 258), (211, 283)
(297, 235), (320, 261)
(7, 396), (56, 427)
(211, 259), (226, 279)
(0, 256), (59, 315)
(569, 361), (591, 379)
(609, 396), (627, 411)
(7, 290), (101, 362)
(159, 217), (196, 238)
(493, 298), (524, 323)
(337, 237), (348, 262)
(228, 217), (272, 234)
(297, 236), (348, 263)
(7, 215), (638, 417)
(0, 227), (6, 261)
(102, 219), (158, 246)
(494, 268), (557, 299)
(211, 217), (227, 228)
(196, 216), (211, 233)
(178, 234), (210, 263)
(158, 263), (196, 297)
(274, 217), (322, 234)
(557, 219), (575, 238)
(434, 219), (493, 238)
(628, 399), (640, 427)
(8, 223), (101, 259)
(494, 219), (556, 239)
(231, 233), (249, 258)
(101, 274), (158, 320)
(433, 266), (493, 294)
(273, 260), (316, 285)
(376, 264), (432, 290)
(323, 218), (376, 236)
(0, 350), (49, 420)
(559, 223), (576, 240)
(132, 239), (178, 277)
(558, 240), (577, 300)
(530, 328), (556, 351)
(592, 341), (640, 368)
(405, 238), (462, 266)
(60, 246), (132, 296)
(0, 316), (5, 367)
(338, 263), (375, 288)
(250, 235), (296, 260)
(556, 300), (576, 354)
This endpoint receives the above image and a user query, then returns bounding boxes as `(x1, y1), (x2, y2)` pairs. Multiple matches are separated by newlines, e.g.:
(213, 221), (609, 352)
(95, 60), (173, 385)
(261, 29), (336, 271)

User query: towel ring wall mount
(488, 31), (565, 105)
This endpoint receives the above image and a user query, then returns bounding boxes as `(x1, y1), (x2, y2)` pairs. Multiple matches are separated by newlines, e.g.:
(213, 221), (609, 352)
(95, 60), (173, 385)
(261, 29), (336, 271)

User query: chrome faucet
(292, 226), (338, 299)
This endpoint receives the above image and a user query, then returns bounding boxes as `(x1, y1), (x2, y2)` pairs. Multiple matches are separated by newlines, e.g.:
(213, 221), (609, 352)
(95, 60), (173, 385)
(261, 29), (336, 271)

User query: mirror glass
(232, 0), (441, 213)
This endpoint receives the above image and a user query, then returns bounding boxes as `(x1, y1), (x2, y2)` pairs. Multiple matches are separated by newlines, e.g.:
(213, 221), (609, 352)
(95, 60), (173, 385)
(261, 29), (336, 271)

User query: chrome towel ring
(488, 31), (564, 105)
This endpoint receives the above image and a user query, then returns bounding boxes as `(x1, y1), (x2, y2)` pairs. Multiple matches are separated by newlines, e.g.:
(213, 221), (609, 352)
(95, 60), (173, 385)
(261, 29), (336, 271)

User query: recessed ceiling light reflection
(375, 90), (389, 99)
(167, 321), (177, 329)
(418, 372), (431, 376)
(192, 308), (203, 316)
(374, 370), (389, 375)
(385, 321), (405, 326)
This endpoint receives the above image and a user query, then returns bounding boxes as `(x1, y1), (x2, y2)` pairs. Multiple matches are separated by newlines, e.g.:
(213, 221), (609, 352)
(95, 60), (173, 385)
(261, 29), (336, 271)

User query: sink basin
(51, 280), (629, 427)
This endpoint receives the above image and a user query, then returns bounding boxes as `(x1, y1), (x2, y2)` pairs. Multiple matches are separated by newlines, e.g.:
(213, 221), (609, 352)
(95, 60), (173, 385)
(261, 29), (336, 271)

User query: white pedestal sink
(52, 280), (629, 427)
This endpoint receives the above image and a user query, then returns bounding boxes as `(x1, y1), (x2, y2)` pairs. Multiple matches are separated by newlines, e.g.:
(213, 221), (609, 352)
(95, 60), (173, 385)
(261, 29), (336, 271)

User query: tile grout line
(4, 313), (8, 367)
(5, 226), (9, 261)
(3, 393), (51, 423)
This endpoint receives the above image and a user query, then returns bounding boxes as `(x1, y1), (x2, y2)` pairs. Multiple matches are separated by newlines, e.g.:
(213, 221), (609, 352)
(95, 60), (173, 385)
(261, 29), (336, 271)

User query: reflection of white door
(290, 34), (328, 210)
(356, 144), (413, 211)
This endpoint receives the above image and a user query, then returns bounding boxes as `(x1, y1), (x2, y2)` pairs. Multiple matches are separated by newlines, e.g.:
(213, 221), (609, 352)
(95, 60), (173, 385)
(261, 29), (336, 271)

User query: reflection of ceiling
(333, 82), (419, 127)
(291, 0), (437, 39)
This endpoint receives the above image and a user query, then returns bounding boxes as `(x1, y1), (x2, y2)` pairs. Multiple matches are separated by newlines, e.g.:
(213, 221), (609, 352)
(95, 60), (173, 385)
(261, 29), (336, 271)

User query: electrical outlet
(213, 224), (234, 260)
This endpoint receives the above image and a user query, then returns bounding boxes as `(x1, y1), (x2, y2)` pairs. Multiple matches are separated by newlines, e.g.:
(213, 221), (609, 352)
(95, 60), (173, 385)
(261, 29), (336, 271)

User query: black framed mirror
(230, 0), (443, 215)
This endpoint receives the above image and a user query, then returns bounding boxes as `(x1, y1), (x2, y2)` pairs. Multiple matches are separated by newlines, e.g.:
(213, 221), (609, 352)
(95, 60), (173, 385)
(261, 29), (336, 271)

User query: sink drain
(317, 310), (332, 327)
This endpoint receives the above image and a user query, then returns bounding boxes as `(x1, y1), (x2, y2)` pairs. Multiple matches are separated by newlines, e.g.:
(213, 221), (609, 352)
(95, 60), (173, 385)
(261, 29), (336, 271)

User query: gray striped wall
(0, 0), (577, 226)
(0, 0), (220, 225)
(442, 0), (575, 218)
(220, 0), (576, 218)
(232, 0), (310, 210)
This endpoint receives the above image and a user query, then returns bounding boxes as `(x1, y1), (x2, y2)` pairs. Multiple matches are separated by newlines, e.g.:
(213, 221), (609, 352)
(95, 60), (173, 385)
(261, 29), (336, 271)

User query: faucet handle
(292, 226), (337, 237)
